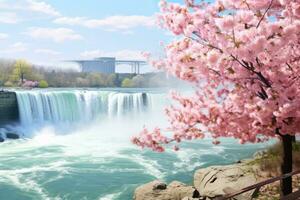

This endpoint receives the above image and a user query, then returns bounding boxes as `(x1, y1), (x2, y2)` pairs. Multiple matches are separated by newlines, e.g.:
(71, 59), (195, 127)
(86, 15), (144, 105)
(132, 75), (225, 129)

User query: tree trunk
(280, 134), (293, 196)
(291, 135), (296, 143)
(21, 73), (24, 84)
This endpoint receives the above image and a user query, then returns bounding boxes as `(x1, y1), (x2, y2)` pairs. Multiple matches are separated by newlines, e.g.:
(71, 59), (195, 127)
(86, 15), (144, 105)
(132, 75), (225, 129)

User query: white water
(15, 90), (159, 126)
(0, 89), (271, 200)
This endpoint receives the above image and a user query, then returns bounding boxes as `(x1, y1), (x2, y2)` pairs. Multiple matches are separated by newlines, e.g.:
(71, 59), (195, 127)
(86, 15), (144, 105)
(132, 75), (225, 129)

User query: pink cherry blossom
(133, 0), (300, 154)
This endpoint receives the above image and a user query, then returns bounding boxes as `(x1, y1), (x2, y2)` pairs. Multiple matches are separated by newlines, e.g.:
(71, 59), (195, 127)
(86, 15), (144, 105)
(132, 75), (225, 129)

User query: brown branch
(192, 32), (224, 53)
(255, 71), (272, 88)
(244, 1), (251, 10)
(256, 0), (274, 28)
(260, 85), (268, 99)
(190, 33), (273, 96)
(286, 63), (293, 72)
(230, 55), (249, 69)
(208, 68), (221, 76)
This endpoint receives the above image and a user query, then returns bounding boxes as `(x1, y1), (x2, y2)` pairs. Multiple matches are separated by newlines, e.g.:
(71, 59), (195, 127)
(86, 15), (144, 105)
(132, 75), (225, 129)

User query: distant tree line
(0, 59), (176, 88)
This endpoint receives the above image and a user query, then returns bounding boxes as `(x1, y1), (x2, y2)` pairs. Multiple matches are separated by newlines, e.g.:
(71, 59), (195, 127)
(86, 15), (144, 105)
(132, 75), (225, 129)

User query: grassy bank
(257, 141), (300, 176)
(252, 141), (300, 199)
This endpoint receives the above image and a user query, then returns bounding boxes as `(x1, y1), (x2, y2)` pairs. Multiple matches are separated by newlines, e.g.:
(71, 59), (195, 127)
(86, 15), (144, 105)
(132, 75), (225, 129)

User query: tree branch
(256, 0), (274, 28)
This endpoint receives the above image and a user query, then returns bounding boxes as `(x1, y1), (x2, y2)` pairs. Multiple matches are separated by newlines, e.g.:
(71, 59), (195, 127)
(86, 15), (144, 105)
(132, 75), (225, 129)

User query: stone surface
(194, 163), (258, 199)
(0, 92), (19, 125)
(6, 132), (20, 139)
(0, 137), (4, 142)
(181, 197), (203, 200)
(134, 180), (196, 200)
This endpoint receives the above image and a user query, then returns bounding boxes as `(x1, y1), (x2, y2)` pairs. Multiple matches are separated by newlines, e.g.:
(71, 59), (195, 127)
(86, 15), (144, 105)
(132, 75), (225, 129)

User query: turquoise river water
(0, 88), (271, 200)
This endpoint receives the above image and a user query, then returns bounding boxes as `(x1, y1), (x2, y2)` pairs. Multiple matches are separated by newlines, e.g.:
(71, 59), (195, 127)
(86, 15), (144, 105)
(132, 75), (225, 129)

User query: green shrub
(38, 80), (49, 88)
(121, 78), (134, 88)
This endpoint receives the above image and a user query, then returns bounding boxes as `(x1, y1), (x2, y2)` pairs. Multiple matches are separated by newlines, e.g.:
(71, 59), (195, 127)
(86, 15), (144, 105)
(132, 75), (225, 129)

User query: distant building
(71, 57), (147, 74)
(77, 57), (116, 74)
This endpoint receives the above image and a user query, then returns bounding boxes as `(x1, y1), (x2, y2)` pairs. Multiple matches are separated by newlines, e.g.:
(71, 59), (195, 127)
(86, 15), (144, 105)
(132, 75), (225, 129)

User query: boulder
(6, 132), (20, 139)
(194, 163), (258, 199)
(0, 137), (4, 142)
(134, 180), (196, 200)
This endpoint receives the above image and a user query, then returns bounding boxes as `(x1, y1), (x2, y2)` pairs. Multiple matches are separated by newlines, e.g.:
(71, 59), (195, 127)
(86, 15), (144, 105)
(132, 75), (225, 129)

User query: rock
(6, 132), (20, 139)
(153, 182), (167, 190)
(134, 180), (196, 200)
(192, 189), (200, 198)
(194, 163), (258, 199)
(181, 197), (201, 200)
(0, 137), (4, 142)
(253, 150), (267, 159)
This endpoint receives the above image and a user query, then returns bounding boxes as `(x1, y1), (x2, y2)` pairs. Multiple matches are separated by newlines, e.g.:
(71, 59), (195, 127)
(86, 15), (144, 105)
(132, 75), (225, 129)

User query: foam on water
(98, 192), (122, 200)
(0, 89), (273, 200)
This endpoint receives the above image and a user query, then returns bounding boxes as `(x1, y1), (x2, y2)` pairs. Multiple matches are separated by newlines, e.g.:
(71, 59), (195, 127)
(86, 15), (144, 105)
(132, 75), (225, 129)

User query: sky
(0, 0), (180, 72)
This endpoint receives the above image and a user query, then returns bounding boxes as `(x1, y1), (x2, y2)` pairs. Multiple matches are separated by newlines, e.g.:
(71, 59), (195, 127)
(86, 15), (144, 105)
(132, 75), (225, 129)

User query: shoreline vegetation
(134, 141), (300, 200)
(0, 59), (178, 88)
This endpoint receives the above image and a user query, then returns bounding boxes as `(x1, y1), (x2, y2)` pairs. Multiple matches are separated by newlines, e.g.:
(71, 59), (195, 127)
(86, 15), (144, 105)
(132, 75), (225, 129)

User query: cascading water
(15, 90), (154, 125)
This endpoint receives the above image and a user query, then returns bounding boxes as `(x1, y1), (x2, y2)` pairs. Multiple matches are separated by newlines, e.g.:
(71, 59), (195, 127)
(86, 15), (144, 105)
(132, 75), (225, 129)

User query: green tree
(132, 75), (146, 87)
(106, 74), (117, 87)
(87, 73), (105, 87)
(121, 78), (134, 88)
(10, 59), (34, 85)
(38, 80), (49, 88)
(0, 59), (14, 86)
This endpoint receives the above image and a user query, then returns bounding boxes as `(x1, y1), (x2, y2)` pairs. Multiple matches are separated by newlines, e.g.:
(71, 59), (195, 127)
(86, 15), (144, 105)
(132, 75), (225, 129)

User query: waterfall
(15, 90), (154, 125)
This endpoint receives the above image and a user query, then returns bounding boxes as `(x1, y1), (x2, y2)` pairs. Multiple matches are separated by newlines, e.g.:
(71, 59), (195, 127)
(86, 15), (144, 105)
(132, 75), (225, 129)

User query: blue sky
(0, 0), (181, 72)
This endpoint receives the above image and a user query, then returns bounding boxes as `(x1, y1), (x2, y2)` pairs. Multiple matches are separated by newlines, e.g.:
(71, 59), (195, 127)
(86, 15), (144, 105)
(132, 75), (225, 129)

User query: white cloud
(27, 0), (60, 16)
(25, 27), (83, 43)
(0, 12), (19, 24)
(80, 49), (145, 60)
(0, 33), (8, 39)
(53, 17), (85, 26)
(0, 42), (27, 54)
(0, 0), (60, 24)
(53, 15), (155, 31)
(35, 48), (61, 56)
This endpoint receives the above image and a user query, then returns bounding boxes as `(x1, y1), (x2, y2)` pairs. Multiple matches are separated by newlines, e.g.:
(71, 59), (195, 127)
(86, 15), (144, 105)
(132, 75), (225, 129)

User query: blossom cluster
(132, 0), (300, 151)
(21, 80), (39, 88)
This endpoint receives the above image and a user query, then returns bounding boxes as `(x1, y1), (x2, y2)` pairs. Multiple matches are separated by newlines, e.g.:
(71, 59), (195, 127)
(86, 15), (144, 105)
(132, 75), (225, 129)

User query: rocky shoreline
(0, 128), (21, 142)
(133, 151), (286, 200)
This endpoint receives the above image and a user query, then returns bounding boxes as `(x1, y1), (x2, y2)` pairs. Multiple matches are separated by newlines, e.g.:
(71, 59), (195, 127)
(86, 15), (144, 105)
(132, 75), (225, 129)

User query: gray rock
(194, 163), (258, 200)
(134, 180), (196, 200)
(6, 132), (20, 139)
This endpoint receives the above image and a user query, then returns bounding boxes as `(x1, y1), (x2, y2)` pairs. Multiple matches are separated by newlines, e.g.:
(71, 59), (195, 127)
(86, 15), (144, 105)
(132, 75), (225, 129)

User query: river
(0, 88), (269, 200)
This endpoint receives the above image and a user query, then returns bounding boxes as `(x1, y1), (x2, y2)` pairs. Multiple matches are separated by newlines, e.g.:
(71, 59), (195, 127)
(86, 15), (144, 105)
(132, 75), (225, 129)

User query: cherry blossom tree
(132, 0), (300, 196)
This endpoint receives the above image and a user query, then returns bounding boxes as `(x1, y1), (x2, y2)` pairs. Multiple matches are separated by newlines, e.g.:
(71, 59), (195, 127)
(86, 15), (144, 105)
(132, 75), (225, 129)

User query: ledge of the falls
(0, 91), (19, 126)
